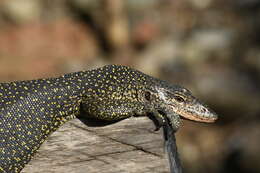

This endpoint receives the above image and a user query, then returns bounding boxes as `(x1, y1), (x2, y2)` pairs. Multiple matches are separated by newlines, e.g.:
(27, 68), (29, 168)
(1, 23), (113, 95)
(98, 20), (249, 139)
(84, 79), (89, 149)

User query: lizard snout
(175, 102), (218, 123)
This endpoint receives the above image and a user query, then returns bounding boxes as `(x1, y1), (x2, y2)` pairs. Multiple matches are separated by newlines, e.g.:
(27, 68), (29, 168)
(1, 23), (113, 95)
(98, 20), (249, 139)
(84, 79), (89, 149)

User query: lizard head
(138, 78), (218, 131)
(80, 65), (218, 131)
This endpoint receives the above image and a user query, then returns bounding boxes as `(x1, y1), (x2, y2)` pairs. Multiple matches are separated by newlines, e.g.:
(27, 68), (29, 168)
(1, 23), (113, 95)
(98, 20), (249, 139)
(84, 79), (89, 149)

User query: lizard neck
(0, 71), (88, 172)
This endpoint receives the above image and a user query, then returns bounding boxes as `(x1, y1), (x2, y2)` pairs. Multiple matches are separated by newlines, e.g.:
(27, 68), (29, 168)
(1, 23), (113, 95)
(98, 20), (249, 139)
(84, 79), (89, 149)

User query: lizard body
(0, 65), (217, 172)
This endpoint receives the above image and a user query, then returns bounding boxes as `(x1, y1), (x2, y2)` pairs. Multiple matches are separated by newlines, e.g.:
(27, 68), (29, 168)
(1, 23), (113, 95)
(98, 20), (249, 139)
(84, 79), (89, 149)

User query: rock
(184, 29), (234, 63)
(188, 0), (213, 9)
(0, 19), (99, 80)
(1, 0), (41, 24)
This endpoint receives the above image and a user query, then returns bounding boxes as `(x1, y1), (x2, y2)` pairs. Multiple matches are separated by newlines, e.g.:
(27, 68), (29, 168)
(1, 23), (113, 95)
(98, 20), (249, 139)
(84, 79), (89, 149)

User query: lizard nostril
(201, 107), (207, 113)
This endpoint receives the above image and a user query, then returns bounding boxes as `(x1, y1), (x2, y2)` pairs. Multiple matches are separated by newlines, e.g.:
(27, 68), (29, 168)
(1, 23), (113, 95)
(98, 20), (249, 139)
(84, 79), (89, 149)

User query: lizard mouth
(167, 103), (218, 123)
(174, 109), (218, 123)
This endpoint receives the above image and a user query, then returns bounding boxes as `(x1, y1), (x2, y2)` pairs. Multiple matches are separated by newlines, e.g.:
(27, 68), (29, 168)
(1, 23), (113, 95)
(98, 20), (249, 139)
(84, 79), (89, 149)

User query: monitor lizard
(0, 65), (218, 173)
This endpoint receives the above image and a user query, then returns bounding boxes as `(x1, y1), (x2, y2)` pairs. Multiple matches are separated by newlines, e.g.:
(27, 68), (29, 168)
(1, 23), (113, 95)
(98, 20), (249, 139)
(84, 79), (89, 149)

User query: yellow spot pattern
(0, 65), (198, 172)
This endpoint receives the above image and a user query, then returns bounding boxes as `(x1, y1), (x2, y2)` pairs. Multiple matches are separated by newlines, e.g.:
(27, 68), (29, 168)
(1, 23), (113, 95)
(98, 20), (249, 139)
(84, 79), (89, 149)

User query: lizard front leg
(148, 109), (181, 132)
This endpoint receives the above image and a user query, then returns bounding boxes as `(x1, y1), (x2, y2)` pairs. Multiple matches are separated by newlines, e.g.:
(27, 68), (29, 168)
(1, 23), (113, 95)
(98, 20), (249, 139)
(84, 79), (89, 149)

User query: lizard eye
(144, 91), (151, 101)
(174, 95), (185, 103)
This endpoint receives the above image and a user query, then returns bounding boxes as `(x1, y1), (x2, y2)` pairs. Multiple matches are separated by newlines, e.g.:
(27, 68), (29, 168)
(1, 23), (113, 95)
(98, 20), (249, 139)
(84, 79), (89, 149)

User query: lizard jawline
(177, 110), (216, 123)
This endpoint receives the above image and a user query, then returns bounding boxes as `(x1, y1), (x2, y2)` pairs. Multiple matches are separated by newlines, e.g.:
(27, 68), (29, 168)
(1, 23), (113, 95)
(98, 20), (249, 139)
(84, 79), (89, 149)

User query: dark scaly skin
(0, 65), (218, 172)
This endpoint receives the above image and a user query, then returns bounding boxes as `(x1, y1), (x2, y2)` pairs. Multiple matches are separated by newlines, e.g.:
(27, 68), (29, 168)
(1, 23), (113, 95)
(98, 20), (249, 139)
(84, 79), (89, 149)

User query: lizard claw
(153, 125), (161, 131)
(147, 112), (164, 131)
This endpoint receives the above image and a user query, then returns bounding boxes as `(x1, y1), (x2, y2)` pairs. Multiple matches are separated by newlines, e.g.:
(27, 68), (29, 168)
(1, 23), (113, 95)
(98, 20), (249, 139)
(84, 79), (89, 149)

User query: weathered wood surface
(22, 117), (169, 173)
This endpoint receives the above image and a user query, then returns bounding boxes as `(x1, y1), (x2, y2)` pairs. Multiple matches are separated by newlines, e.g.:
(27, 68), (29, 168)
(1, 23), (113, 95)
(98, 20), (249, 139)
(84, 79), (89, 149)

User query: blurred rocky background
(0, 0), (260, 172)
